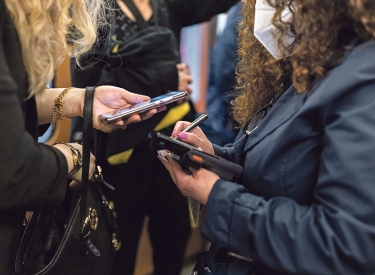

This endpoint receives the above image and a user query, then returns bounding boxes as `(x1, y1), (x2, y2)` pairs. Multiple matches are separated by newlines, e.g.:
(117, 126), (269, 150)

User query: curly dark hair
(233, 0), (375, 126)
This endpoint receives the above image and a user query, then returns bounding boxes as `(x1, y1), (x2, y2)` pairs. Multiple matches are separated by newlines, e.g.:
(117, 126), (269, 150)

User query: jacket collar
(239, 85), (307, 153)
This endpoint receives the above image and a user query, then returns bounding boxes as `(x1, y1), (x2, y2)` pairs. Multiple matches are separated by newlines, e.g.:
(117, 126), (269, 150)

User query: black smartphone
(99, 91), (188, 123)
(154, 133), (243, 181)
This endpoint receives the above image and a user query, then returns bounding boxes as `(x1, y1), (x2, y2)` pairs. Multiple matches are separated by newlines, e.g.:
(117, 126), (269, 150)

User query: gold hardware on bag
(88, 208), (98, 230)
(80, 208), (98, 234)
(95, 165), (104, 182)
(81, 216), (90, 234)
(112, 233), (122, 251)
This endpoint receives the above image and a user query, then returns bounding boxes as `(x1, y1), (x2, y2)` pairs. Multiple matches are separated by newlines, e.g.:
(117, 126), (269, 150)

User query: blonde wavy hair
(4, 0), (107, 97)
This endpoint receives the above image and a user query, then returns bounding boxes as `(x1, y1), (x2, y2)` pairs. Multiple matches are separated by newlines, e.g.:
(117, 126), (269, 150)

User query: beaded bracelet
(52, 87), (76, 130)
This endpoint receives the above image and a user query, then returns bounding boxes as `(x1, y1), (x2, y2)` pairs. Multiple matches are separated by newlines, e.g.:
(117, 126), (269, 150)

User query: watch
(55, 142), (83, 176)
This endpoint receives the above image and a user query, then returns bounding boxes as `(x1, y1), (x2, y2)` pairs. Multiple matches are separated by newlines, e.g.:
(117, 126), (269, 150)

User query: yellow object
(112, 44), (119, 54)
(154, 101), (190, 131)
(107, 148), (134, 165)
(107, 102), (191, 164)
(188, 199), (199, 228)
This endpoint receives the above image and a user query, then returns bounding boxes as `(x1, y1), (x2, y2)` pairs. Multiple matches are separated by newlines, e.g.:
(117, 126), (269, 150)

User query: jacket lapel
(241, 85), (307, 153)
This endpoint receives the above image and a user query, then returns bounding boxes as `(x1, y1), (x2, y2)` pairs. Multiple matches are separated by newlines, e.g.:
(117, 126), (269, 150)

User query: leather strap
(81, 86), (96, 226)
(121, 0), (150, 30)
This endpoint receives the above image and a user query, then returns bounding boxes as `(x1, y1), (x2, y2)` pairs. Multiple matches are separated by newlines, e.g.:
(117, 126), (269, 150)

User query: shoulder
(331, 39), (375, 94)
(327, 39), (375, 83)
(304, 40), (375, 121)
(349, 39), (375, 56)
(342, 40), (375, 73)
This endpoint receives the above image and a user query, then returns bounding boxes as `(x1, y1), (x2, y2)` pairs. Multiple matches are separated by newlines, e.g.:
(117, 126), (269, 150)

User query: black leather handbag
(15, 87), (121, 275)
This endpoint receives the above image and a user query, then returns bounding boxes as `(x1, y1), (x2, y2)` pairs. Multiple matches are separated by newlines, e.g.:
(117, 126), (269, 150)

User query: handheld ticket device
(154, 133), (243, 227)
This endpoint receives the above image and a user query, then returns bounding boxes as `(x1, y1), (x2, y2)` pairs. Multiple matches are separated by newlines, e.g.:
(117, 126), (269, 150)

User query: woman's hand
(38, 86), (164, 131)
(159, 153), (219, 205)
(171, 121), (215, 154)
(177, 63), (193, 102)
(53, 143), (95, 188)
(92, 86), (166, 133)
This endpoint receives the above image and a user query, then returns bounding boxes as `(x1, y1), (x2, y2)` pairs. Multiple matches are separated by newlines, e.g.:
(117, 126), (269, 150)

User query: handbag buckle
(88, 207), (98, 230)
(81, 207), (98, 234)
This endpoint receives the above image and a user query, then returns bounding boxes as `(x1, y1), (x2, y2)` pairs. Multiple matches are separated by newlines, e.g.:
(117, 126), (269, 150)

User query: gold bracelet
(54, 142), (82, 176)
(52, 87), (76, 130)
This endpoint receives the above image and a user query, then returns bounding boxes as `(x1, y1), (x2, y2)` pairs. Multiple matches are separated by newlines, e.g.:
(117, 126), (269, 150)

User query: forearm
(0, 139), (68, 211)
(203, 178), (375, 275)
(36, 88), (85, 125)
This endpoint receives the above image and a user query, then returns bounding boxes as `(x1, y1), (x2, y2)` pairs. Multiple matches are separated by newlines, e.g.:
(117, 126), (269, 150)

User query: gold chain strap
(52, 87), (76, 130)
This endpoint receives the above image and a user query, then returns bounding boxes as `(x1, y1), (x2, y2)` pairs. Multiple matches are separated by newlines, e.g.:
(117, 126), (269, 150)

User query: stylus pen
(174, 113), (208, 139)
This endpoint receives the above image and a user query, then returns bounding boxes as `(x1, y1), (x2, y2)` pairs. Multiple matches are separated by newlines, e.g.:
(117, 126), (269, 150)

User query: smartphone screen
(99, 91), (187, 123)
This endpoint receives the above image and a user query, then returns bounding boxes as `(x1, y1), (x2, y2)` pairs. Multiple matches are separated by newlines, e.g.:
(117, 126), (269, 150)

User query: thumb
(121, 90), (150, 104)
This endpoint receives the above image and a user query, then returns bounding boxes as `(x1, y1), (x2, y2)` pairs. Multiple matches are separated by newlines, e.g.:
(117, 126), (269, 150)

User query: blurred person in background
(70, 0), (239, 274)
(199, 2), (242, 146)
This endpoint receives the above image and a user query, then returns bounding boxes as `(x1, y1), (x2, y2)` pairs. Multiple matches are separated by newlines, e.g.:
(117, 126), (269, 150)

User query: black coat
(0, 1), (68, 273)
(71, 0), (239, 160)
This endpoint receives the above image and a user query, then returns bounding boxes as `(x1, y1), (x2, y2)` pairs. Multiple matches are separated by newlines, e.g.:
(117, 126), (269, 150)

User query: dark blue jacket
(202, 39), (375, 274)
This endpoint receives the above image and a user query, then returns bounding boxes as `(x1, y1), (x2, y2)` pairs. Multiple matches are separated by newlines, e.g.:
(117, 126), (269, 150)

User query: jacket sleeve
(202, 56), (375, 274)
(0, 12), (68, 212)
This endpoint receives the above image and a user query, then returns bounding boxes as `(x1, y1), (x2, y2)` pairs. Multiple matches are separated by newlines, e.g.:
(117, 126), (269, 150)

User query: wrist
(54, 143), (82, 176)
(62, 88), (85, 118)
(53, 143), (74, 174)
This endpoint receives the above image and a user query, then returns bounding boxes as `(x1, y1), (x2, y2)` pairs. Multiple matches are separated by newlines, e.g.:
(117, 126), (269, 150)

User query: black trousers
(102, 146), (191, 275)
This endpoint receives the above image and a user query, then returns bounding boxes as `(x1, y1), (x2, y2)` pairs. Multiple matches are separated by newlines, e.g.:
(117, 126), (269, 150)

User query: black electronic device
(154, 133), (243, 181)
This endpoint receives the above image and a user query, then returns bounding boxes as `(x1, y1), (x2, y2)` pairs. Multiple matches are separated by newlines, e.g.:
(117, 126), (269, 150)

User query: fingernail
(137, 96), (148, 103)
(171, 131), (176, 137)
(178, 132), (187, 139)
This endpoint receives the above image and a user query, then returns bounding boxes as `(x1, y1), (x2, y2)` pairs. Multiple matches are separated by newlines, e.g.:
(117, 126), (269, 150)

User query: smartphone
(99, 91), (188, 123)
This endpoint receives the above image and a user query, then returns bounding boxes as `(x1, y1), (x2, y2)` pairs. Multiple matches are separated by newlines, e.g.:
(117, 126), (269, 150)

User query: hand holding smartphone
(99, 91), (188, 123)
